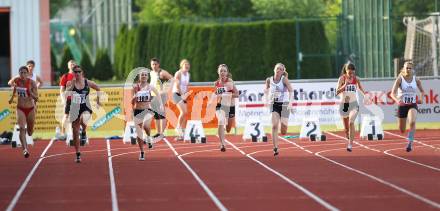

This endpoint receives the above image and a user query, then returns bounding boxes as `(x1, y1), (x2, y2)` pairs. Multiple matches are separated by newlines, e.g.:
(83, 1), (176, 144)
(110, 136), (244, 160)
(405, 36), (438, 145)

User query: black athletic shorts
(271, 102), (290, 119)
(397, 104), (418, 118)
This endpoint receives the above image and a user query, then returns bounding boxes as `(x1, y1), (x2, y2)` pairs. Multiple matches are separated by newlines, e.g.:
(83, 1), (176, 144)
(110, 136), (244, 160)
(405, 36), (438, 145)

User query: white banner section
(235, 79), (440, 127)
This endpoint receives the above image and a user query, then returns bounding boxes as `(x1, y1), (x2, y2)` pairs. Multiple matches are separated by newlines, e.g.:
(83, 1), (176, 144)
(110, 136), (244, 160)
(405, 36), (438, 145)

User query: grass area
(31, 122), (440, 140)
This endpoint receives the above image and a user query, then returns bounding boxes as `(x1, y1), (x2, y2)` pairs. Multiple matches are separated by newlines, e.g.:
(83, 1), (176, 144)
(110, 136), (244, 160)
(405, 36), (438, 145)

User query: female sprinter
(65, 66), (101, 163)
(390, 61), (425, 152)
(215, 64), (239, 152)
(150, 58), (174, 140)
(172, 59), (191, 140)
(336, 63), (366, 152)
(8, 66), (38, 158)
(132, 69), (163, 160)
(264, 63), (293, 156)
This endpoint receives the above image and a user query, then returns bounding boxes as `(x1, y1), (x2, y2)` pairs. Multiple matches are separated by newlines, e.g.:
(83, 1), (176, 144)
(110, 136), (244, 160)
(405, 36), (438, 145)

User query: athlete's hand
(31, 94), (39, 102)
(96, 99), (102, 107)
(182, 90), (193, 100)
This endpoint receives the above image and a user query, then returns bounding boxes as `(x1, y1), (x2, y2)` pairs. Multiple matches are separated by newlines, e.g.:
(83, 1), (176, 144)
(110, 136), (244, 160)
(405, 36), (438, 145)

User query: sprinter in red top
(214, 64), (238, 152)
(8, 66), (38, 158)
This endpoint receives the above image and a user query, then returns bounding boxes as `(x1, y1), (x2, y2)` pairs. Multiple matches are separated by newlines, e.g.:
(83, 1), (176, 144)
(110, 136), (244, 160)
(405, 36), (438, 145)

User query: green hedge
(114, 20), (332, 81)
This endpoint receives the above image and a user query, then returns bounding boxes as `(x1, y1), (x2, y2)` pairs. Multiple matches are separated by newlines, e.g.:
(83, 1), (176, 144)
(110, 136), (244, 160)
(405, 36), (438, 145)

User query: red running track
(0, 129), (438, 211)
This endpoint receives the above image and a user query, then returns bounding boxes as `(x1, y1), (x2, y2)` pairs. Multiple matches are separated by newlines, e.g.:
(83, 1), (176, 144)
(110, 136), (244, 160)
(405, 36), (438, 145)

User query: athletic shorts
(66, 100), (93, 121)
(339, 101), (359, 117)
(271, 102), (290, 119)
(172, 92), (187, 104)
(151, 93), (167, 120)
(216, 103), (235, 118)
(397, 104), (418, 118)
(133, 108), (154, 123)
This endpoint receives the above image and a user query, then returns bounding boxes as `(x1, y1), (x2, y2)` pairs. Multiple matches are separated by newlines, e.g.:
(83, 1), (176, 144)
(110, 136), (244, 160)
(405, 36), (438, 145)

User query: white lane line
(385, 131), (440, 150)
(6, 139), (55, 211)
(325, 131), (381, 152)
(383, 148), (440, 172)
(225, 139), (339, 211)
(280, 137), (440, 209)
(106, 139), (119, 211)
(247, 146), (299, 156)
(164, 138), (227, 211)
(326, 132), (440, 172)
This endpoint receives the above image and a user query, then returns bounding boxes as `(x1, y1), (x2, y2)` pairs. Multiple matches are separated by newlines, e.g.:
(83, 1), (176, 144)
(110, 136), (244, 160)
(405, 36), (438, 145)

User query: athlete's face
(139, 72), (149, 82)
(68, 61), (77, 71)
(26, 64), (34, 72)
(150, 61), (160, 71)
(73, 69), (83, 78)
(19, 69), (28, 79)
(218, 67), (228, 79)
(346, 68), (355, 78)
(402, 63), (413, 77)
(274, 65), (285, 77)
(182, 62), (190, 72)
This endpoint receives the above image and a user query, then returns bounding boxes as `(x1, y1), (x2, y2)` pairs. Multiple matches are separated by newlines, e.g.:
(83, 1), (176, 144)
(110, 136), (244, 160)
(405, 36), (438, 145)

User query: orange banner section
(123, 86), (218, 129)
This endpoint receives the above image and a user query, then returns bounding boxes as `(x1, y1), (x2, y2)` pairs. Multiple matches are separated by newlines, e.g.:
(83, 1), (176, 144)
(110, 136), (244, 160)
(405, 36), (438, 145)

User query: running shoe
(75, 152), (81, 163)
(406, 141), (413, 152)
(139, 152), (145, 161)
(23, 149), (30, 158)
(273, 147), (279, 156)
(220, 145), (226, 152)
(347, 144), (352, 152)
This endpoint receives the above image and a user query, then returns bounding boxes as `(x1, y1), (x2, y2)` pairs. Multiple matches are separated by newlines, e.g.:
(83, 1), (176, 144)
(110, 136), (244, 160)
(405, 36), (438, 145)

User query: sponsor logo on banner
(92, 106), (122, 130)
(236, 82), (342, 126)
(0, 109), (10, 121)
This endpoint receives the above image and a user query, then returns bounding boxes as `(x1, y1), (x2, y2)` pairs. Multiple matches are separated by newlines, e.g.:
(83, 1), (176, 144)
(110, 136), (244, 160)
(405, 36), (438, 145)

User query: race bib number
(16, 87), (27, 97)
(216, 87), (226, 95)
(136, 91), (151, 102)
(345, 84), (356, 92)
(72, 93), (86, 104)
(402, 94), (416, 104)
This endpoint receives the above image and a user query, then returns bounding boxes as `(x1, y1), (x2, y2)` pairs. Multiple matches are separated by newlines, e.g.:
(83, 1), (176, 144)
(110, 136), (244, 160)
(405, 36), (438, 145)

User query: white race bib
(72, 93), (86, 104)
(16, 87), (28, 98)
(136, 91), (151, 102)
(345, 84), (356, 92)
(216, 87), (226, 95)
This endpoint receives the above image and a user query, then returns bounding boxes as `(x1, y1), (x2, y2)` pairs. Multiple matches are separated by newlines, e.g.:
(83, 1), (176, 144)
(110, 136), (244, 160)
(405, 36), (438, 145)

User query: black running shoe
(152, 134), (160, 138)
(23, 149), (30, 158)
(220, 145), (226, 152)
(75, 152), (81, 163)
(273, 148), (279, 156)
(139, 152), (145, 161)
(406, 141), (413, 152)
(148, 142), (153, 149)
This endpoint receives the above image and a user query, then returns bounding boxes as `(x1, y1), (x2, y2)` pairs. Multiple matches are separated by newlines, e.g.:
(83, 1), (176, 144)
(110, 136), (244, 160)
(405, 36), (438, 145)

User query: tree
(80, 49), (94, 79)
(94, 49), (114, 80)
(134, 0), (254, 22)
(251, 0), (326, 18)
(59, 45), (75, 74)
(50, 0), (71, 18)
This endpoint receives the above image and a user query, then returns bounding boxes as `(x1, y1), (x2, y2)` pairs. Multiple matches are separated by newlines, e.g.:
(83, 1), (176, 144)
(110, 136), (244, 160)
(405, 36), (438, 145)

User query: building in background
(0, 0), (51, 86)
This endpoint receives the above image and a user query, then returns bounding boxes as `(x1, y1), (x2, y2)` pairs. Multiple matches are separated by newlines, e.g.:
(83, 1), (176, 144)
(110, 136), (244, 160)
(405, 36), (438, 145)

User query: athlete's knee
(226, 125), (232, 133)
(27, 128), (34, 136)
